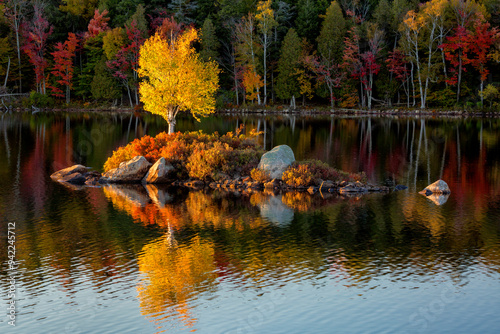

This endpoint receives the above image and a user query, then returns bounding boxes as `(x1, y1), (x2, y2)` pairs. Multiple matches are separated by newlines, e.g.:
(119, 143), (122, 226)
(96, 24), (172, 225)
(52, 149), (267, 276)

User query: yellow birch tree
(138, 28), (220, 134)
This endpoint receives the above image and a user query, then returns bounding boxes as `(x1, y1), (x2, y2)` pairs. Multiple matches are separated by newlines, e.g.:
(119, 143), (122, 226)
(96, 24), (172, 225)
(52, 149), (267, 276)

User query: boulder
(50, 164), (88, 181)
(143, 157), (175, 184)
(102, 156), (151, 183)
(257, 145), (295, 180)
(419, 179), (451, 195)
(59, 172), (86, 185)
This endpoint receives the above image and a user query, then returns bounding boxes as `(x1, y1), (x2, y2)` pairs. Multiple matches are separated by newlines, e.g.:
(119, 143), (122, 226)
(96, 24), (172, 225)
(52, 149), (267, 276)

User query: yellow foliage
(102, 27), (125, 60)
(138, 28), (220, 124)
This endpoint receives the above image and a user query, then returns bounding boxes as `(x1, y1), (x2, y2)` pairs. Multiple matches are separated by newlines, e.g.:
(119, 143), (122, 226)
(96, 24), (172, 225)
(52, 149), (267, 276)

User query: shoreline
(2, 105), (499, 118)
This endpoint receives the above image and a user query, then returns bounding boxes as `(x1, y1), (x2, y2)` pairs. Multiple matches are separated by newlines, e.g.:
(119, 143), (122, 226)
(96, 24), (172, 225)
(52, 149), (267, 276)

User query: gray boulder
(257, 145), (295, 180)
(143, 157), (175, 184)
(50, 164), (88, 181)
(419, 179), (451, 195)
(102, 156), (151, 183)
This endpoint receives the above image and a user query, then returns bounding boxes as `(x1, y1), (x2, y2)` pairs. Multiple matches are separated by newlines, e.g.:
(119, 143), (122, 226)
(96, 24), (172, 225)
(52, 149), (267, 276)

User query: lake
(1, 111), (500, 333)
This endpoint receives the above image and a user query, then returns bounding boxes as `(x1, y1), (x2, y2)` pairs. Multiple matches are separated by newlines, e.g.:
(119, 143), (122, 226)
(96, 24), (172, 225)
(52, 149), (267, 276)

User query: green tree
(295, 0), (328, 43)
(91, 56), (121, 101)
(276, 28), (301, 107)
(200, 17), (220, 62)
(126, 4), (148, 37)
(317, 1), (346, 66)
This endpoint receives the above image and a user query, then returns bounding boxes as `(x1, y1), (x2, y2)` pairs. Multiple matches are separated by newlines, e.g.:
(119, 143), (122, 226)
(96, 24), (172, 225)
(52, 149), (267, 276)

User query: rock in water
(143, 157), (175, 184)
(257, 145), (295, 180)
(102, 156), (151, 183)
(59, 172), (86, 185)
(50, 164), (88, 181)
(419, 179), (451, 195)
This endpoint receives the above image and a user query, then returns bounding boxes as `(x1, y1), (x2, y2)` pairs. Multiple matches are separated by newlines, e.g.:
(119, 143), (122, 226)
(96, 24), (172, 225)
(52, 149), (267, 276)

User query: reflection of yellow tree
(137, 236), (217, 331)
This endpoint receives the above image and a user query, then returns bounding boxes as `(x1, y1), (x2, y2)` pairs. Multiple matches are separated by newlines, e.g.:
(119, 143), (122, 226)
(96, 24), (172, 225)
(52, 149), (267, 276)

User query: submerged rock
(419, 179), (451, 195)
(257, 145), (295, 180)
(102, 156), (151, 183)
(394, 185), (408, 191)
(143, 157), (175, 184)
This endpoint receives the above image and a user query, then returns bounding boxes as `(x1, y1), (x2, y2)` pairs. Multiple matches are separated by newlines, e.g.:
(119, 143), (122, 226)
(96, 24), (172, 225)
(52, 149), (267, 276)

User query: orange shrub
(103, 130), (263, 177)
(250, 168), (271, 183)
(282, 160), (366, 187)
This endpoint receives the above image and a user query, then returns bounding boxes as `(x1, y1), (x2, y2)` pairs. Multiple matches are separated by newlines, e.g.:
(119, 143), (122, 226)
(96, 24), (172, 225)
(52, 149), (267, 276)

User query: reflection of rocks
(424, 193), (450, 206)
(258, 194), (294, 225)
(102, 156), (151, 183)
(145, 184), (173, 207)
(103, 184), (150, 207)
(419, 179), (451, 195)
(258, 145), (295, 179)
(143, 157), (175, 184)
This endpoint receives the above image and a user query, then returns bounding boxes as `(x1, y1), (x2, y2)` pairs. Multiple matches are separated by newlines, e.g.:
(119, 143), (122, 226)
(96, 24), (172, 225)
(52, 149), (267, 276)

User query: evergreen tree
(276, 28), (301, 107)
(200, 17), (220, 62)
(317, 1), (346, 66)
(91, 56), (121, 101)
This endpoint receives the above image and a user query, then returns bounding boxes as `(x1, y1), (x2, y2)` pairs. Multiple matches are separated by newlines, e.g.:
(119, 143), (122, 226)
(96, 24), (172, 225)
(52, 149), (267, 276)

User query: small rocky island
(50, 130), (450, 203)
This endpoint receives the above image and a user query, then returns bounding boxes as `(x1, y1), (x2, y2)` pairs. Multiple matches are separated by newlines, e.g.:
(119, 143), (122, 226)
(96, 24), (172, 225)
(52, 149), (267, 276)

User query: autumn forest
(1, 0), (500, 110)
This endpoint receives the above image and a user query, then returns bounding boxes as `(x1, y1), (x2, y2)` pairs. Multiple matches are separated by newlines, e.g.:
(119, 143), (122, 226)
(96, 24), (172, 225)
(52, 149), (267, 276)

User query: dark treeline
(1, 0), (499, 109)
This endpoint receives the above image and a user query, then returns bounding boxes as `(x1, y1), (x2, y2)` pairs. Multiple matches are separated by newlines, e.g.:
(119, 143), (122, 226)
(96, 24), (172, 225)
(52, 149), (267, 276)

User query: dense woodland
(1, 0), (500, 110)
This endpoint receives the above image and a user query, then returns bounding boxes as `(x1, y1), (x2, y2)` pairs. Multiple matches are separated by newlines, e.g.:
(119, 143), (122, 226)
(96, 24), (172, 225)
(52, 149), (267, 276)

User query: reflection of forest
(102, 183), (500, 331)
(1, 113), (500, 332)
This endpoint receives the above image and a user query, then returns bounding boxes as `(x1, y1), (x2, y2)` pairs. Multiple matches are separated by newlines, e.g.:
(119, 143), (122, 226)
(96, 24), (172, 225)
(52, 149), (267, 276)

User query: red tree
(304, 54), (344, 108)
(49, 33), (79, 103)
(386, 49), (411, 107)
(84, 9), (110, 40)
(106, 20), (145, 107)
(467, 19), (499, 105)
(343, 28), (382, 109)
(22, 3), (53, 94)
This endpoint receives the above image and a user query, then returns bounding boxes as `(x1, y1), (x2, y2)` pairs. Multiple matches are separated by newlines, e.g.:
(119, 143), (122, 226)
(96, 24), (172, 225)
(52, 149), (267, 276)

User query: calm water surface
(1, 111), (500, 334)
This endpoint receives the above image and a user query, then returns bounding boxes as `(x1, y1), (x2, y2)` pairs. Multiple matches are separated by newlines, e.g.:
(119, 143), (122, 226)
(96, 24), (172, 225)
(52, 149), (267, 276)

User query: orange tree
(138, 27), (220, 134)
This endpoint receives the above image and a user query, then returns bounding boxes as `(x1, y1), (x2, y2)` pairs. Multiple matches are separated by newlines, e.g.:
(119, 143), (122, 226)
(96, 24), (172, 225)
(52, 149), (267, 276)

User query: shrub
(250, 168), (270, 182)
(282, 160), (366, 187)
(22, 91), (54, 108)
(186, 142), (232, 180)
(103, 130), (263, 178)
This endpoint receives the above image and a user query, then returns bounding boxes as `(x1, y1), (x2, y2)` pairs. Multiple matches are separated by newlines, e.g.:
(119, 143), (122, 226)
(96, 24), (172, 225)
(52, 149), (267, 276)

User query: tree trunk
(3, 57), (10, 88)
(167, 108), (176, 134)
(457, 51), (462, 103)
(15, 28), (22, 92)
(263, 40), (267, 105)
